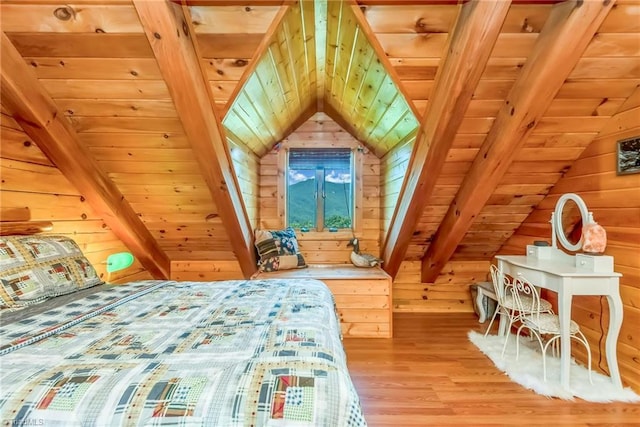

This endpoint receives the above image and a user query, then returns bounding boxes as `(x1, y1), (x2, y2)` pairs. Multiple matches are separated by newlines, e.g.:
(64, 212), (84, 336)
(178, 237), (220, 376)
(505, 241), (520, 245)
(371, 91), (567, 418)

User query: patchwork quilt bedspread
(0, 279), (367, 426)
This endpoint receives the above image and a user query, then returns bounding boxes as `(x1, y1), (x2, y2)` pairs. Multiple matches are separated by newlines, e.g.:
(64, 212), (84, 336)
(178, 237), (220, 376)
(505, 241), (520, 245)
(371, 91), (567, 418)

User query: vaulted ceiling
(1, 0), (638, 281)
(218, 0), (419, 158)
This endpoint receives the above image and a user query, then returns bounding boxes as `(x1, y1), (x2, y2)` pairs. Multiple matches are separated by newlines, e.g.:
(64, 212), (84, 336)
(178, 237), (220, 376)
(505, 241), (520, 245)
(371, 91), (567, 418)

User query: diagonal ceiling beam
(379, 0), (510, 279)
(421, 0), (615, 283)
(133, 0), (257, 278)
(221, 4), (290, 118)
(349, 1), (422, 122)
(0, 32), (171, 279)
(323, 101), (375, 151)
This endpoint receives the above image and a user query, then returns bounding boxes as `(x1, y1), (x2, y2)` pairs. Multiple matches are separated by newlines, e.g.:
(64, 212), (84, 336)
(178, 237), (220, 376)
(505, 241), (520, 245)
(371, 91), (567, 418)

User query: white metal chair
(484, 264), (554, 357)
(511, 275), (593, 384)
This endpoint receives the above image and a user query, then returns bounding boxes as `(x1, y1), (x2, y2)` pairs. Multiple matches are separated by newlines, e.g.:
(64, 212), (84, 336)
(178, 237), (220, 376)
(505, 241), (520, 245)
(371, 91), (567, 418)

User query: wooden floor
(343, 313), (640, 426)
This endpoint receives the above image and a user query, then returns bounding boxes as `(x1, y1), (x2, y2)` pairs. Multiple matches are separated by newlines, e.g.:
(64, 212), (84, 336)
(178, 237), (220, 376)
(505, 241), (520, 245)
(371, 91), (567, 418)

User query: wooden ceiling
(1, 0), (639, 280)
(218, 0), (419, 158)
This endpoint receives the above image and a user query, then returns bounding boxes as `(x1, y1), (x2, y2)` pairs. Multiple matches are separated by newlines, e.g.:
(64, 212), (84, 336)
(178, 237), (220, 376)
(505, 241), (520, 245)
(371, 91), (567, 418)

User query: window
(286, 148), (353, 231)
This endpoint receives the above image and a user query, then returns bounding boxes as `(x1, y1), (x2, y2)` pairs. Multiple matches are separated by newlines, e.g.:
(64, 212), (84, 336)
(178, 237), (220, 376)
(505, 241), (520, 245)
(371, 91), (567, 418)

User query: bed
(0, 235), (367, 427)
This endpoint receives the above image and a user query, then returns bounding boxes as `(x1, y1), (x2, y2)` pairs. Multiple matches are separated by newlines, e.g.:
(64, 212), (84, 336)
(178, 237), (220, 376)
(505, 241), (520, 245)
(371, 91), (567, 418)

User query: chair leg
(541, 338), (557, 383)
(484, 305), (501, 337)
(550, 339), (558, 358)
(542, 347), (548, 382)
(501, 314), (516, 358)
(515, 324), (526, 360)
(501, 332), (510, 359)
(574, 332), (593, 385)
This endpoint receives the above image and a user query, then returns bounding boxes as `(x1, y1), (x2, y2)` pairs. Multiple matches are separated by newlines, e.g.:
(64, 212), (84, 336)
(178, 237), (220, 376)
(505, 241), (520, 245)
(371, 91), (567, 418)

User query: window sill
(295, 230), (357, 241)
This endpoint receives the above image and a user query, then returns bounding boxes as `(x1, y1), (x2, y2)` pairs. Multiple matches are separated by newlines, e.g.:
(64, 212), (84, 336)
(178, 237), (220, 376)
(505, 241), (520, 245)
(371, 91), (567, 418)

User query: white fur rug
(469, 330), (640, 403)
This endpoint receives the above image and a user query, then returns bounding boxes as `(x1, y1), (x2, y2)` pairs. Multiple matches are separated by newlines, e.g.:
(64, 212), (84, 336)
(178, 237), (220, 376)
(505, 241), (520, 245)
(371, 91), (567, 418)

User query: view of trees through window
(287, 148), (353, 230)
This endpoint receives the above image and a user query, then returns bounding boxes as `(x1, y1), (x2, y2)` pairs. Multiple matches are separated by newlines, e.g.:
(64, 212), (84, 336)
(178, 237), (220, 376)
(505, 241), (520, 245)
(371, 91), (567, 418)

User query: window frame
(277, 140), (364, 237)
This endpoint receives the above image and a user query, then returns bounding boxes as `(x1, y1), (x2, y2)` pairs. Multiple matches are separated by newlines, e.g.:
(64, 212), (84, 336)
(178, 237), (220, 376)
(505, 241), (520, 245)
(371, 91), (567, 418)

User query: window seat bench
(253, 264), (392, 338)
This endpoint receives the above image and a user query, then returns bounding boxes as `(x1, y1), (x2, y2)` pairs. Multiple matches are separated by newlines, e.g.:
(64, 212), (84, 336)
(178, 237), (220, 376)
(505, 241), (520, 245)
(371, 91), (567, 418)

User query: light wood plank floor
(343, 313), (640, 426)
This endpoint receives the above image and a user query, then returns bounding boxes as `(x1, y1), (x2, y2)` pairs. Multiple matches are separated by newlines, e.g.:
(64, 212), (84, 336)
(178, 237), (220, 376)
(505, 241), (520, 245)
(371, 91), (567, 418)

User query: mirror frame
(552, 193), (590, 252)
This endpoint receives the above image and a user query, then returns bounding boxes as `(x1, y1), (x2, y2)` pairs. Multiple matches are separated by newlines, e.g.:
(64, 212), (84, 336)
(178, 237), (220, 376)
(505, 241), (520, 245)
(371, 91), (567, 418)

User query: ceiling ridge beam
(133, 0), (257, 278)
(221, 4), (291, 118)
(379, 0), (511, 278)
(313, 0), (328, 111)
(420, 0), (615, 283)
(0, 32), (171, 279)
(349, 1), (422, 122)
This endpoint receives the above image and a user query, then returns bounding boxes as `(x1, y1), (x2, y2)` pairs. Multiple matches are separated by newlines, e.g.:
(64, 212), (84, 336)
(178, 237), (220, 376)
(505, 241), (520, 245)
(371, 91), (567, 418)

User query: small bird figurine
(347, 237), (383, 268)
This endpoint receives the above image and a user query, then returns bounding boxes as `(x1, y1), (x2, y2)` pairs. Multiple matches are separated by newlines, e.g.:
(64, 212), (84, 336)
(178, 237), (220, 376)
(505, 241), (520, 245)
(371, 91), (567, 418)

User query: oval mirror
(553, 193), (589, 252)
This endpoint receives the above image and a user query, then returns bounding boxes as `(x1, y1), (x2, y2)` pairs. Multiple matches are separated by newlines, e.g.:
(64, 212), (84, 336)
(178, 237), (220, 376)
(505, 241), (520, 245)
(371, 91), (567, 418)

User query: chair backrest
(489, 264), (511, 304)
(510, 275), (544, 318)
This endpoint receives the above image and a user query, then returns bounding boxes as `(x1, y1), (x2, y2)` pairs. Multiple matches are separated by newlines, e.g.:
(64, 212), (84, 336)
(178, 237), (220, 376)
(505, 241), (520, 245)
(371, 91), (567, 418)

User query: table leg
(558, 289), (571, 390)
(606, 293), (624, 388)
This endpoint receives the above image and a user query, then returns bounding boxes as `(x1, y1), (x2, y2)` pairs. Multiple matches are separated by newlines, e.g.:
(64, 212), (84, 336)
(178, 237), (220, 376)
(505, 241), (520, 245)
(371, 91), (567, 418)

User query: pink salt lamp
(582, 213), (607, 254)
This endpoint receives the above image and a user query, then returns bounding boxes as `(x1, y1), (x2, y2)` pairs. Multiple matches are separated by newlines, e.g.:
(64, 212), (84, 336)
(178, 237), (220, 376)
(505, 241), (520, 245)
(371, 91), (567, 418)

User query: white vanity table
(495, 193), (624, 391)
(495, 251), (623, 390)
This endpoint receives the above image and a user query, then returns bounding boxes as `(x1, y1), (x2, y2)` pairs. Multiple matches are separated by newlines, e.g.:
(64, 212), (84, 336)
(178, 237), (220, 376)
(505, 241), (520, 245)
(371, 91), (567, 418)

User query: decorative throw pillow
(254, 227), (307, 272)
(0, 235), (103, 308)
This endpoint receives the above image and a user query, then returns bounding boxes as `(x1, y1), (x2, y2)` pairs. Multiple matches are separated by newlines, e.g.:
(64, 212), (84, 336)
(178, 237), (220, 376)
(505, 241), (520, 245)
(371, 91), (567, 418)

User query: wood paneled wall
(500, 92), (640, 391)
(258, 113), (381, 264)
(380, 127), (490, 313)
(228, 136), (260, 229)
(0, 107), (151, 284)
(380, 138), (413, 241)
(393, 260), (490, 313)
(168, 136), (259, 282)
(170, 260), (243, 281)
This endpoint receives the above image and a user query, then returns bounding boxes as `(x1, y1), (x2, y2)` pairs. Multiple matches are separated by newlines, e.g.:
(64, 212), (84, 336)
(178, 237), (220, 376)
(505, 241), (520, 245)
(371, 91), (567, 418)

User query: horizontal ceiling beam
(134, 0), (257, 277)
(421, 0), (615, 283)
(170, 1), (288, 5)
(0, 32), (171, 279)
(0, 221), (53, 236)
(380, 0), (510, 278)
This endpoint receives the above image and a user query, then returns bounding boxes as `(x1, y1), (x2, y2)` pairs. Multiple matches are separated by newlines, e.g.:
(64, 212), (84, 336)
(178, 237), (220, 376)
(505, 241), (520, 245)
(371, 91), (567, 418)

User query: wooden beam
(379, 0), (510, 279)
(282, 103), (319, 142)
(0, 32), (170, 279)
(0, 221), (53, 236)
(314, 0), (328, 112)
(421, 0), (615, 283)
(0, 207), (30, 222)
(133, 0), (257, 278)
(323, 101), (377, 153)
(221, 4), (290, 118)
(172, 1), (288, 5)
(349, 2), (422, 122)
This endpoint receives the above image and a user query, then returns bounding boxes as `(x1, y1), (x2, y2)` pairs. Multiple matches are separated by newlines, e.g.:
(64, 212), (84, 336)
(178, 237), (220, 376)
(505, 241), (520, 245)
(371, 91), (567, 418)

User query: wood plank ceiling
(1, 0), (639, 279)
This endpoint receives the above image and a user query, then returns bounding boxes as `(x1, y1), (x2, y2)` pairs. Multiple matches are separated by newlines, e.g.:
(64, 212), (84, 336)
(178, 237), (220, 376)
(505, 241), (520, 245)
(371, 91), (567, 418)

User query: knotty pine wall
(228, 136), (260, 229)
(380, 119), (491, 313)
(170, 136), (258, 282)
(380, 138), (413, 240)
(0, 106), (151, 284)
(500, 91), (640, 391)
(258, 113), (381, 264)
(393, 261), (490, 313)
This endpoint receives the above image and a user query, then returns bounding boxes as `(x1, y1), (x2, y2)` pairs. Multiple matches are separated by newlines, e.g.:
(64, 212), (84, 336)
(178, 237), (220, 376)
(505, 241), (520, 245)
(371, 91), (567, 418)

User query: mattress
(0, 278), (367, 426)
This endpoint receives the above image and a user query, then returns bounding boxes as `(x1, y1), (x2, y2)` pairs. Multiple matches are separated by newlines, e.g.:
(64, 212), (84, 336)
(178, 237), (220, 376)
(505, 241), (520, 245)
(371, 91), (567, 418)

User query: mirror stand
(546, 193), (612, 272)
(550, 193), (591, 252)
